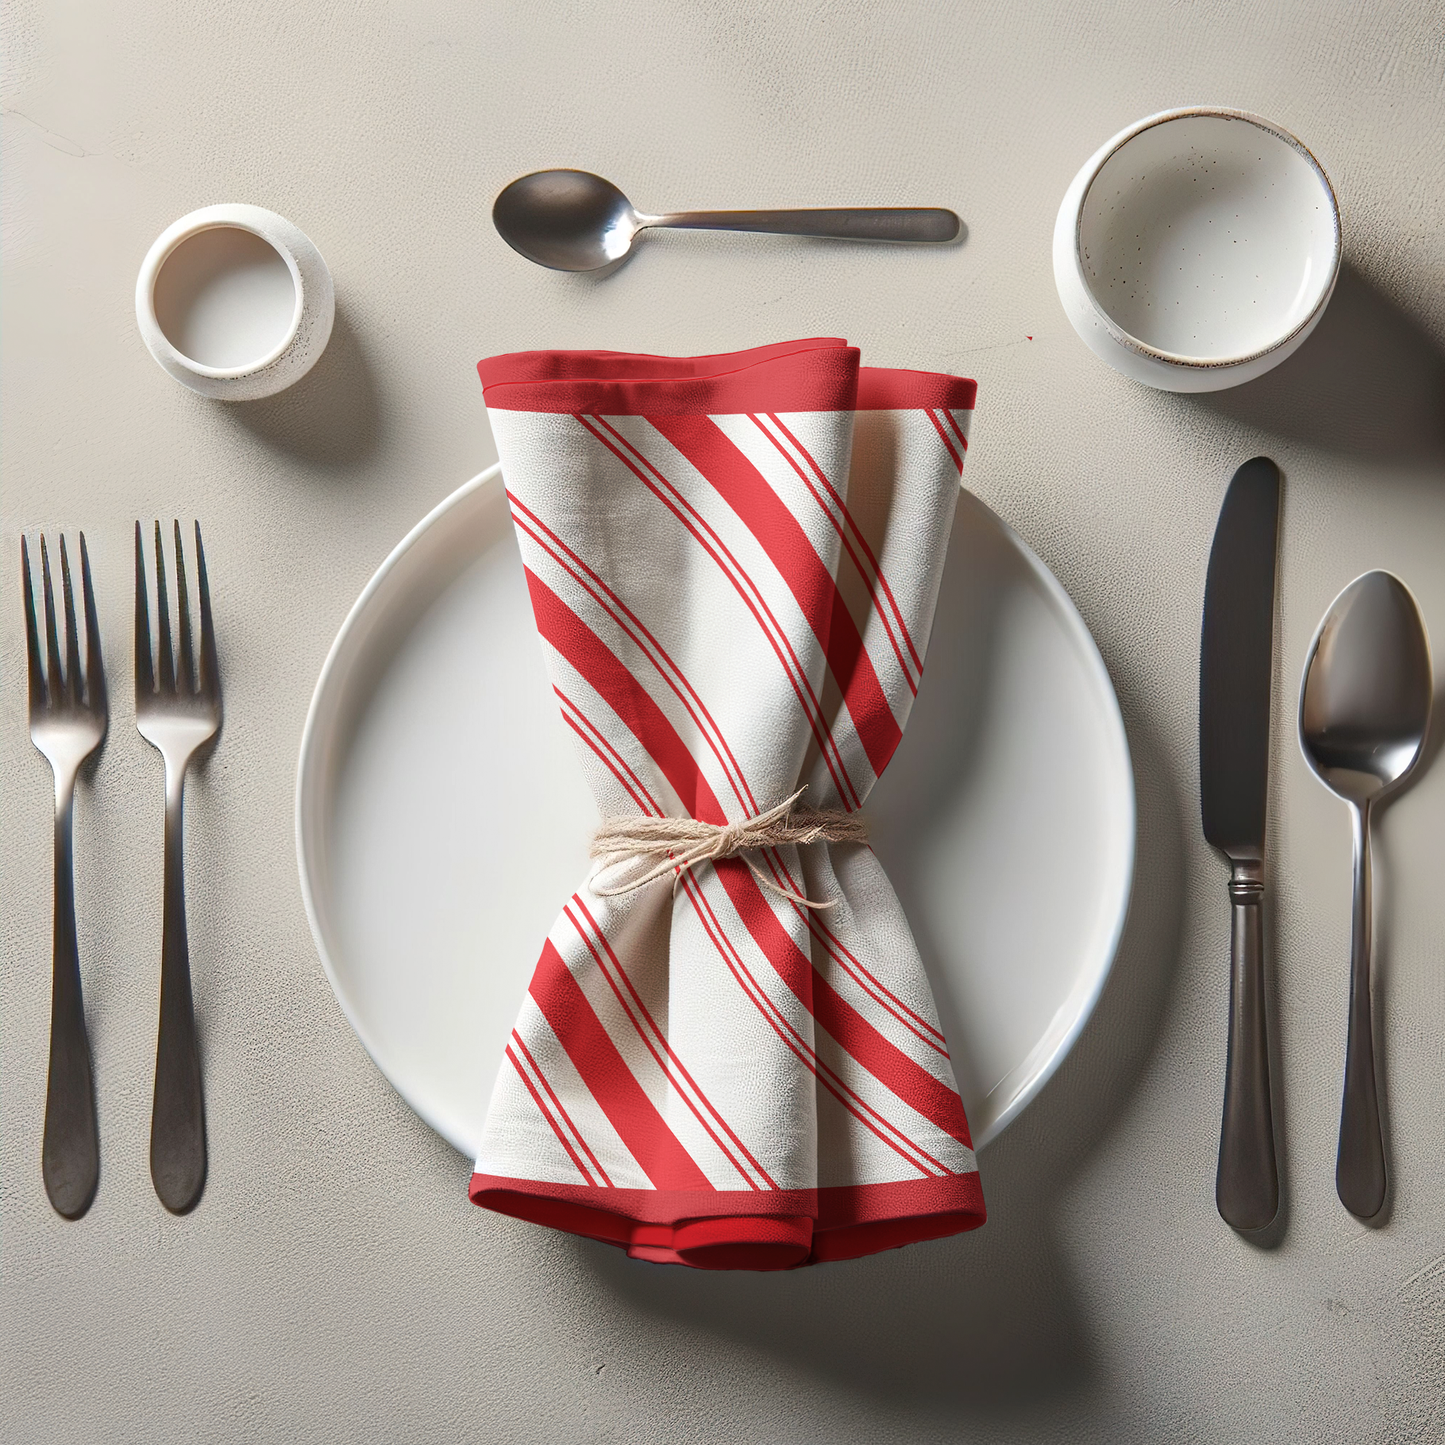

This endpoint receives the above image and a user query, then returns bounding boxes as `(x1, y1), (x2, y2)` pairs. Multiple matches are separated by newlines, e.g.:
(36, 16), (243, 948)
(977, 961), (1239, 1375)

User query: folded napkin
(471, 339), (983, 1269)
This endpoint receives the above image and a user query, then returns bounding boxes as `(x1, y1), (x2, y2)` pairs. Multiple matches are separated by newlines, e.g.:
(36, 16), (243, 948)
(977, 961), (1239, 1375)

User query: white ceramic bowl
(1053, 108), (1340, 392)
(136, 203), (334, 401)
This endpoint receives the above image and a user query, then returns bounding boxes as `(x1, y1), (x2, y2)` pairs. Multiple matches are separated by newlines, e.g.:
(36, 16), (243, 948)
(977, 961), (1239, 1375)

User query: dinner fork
(23, 532), (106, 1218)
(136, 520), (220, 1214)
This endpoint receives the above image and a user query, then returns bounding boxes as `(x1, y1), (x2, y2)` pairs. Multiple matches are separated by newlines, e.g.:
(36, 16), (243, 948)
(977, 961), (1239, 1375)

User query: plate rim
(946, 487), (1136, 1142)
(295, 464), (1135, 1157)
(296, 463), (504, 1153)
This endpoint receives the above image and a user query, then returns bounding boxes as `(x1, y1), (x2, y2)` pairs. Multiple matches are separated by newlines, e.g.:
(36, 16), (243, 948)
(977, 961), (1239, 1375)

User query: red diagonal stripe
(764, 410), (925, 677)
(529, 941), (711, 1191)
(751, 414), (918, 696)
(650, 414), (903, 778)
(524, 567), (726, 825)
(713, 858), (974, 1148)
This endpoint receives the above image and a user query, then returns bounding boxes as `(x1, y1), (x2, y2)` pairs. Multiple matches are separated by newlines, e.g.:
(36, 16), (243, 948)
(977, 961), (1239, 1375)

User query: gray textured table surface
(3, 3), (1443, 1442)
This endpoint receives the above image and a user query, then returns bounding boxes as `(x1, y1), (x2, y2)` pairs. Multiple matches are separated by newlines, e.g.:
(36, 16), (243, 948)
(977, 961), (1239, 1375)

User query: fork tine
(40, 535), (64, 701)
(135, 520), (154, 698)
(59, 536), (84, 707)
(153, 519), (174, 694)
(21, 536), (46, 713)
(194, 522), (219, 703)
(173, 520), (194, 694)
(79, 533), (106, 716)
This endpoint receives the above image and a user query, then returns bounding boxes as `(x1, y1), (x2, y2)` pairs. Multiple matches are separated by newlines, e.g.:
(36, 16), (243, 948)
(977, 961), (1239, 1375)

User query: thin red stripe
(505, 1043), (597, 1186)
(926, 409), (963, 472)
(803, 914), (950, 1050)
(793, 905), (951, 1057)
(578, 414), (860, 810)
(650, 414), (903, 779)
(943, 407), (970, 454)
(765, 410), (925, 677)
(554, 688), (663, 818)
(557, 701), (658, 819)
(682, 872), (951, 1176)
(529, 941), (711, 1190)
(511, 1032), (613, 1186)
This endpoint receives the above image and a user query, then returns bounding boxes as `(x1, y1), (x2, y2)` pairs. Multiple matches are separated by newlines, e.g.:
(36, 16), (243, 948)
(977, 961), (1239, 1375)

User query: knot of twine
(589, 788), (868, 909)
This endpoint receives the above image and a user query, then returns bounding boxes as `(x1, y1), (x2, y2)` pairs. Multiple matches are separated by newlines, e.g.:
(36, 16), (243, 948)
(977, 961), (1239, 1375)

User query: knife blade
(1200, 455), (1281, 1231)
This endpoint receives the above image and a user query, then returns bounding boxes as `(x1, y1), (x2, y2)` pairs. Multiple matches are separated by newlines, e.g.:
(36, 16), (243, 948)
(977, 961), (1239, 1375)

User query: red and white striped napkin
(470, 339), (983, 1269)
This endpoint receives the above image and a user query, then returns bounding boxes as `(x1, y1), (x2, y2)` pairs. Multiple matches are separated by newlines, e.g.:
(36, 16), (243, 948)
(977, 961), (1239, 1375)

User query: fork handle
(44, 782), (100, 1218)
(151, 764), (206, 1213)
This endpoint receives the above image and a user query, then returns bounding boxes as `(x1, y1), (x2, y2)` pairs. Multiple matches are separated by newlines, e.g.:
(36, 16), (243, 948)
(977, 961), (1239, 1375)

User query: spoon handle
(647, 208), (960, 244)
(1216, 859), (1279, 1231)
(1338, 801), (1386, 1218)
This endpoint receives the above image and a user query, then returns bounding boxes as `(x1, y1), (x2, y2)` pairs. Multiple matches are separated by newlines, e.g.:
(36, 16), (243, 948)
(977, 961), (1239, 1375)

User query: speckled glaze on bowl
(136, 203), (335, 401)
(1053, 108), (1341, 392)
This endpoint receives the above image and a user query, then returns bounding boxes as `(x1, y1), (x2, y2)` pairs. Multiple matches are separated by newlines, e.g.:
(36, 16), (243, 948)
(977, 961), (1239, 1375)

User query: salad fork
(136, 520), (221, 1214)
(22, 532), (106, 1218)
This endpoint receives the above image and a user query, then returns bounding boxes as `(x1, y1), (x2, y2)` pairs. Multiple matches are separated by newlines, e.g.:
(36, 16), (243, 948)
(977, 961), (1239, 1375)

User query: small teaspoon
(493, 169), (961, 272)
(1299, 570), (1433, 1219)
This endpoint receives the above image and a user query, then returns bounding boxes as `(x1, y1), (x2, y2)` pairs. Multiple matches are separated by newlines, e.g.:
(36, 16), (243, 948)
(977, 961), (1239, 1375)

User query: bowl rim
(139, 207), (306, 380)
(1071, 106), (1341, 372)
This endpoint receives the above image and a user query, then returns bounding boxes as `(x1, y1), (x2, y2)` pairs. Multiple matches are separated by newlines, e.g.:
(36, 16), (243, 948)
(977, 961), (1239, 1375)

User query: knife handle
(1216, 860), (1279, 1231)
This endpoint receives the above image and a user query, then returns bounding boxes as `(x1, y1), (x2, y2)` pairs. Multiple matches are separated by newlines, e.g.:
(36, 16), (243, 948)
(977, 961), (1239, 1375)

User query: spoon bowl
(493, 170), (641, 272)
(1300, 571), (1433, 804)
(492, 169), (962, 272)
(1299, 569), (1432, 1220)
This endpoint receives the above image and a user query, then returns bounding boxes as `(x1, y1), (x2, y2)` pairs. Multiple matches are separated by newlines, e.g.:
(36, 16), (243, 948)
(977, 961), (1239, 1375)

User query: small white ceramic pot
(1053, 108), (1341, 392)
(135, 203), (334, 401)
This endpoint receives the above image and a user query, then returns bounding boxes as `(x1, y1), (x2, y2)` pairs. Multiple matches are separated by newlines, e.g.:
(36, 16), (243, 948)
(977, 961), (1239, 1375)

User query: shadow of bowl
(225, 301), (382, 469)
(1191, 262), (1445, 465)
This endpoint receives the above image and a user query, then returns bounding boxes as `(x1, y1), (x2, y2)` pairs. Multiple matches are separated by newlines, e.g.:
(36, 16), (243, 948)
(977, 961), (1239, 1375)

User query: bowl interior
(1079, 113), (1336, 362)
(152, 224), (298, 371)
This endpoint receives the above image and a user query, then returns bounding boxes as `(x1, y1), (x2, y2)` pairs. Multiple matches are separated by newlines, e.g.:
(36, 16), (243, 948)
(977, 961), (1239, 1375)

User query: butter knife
(1199, 456), (1281, 1231)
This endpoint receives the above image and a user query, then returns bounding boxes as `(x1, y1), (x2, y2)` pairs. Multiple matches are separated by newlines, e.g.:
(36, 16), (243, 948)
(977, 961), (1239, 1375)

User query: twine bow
(589, 788), (868, 909)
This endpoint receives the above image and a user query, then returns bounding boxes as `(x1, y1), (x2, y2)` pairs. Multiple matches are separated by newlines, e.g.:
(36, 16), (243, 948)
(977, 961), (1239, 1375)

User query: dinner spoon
(492, 169), (961, 272)
(1299, 570), (1433, 1219)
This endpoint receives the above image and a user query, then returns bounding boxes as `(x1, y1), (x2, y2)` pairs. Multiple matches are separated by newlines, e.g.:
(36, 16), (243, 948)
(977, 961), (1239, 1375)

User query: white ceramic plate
(296, 466), (1135, 1156)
